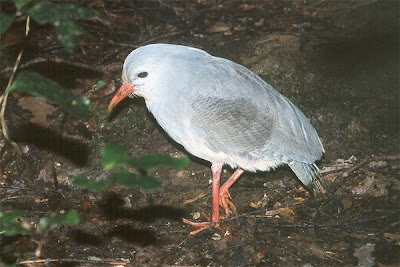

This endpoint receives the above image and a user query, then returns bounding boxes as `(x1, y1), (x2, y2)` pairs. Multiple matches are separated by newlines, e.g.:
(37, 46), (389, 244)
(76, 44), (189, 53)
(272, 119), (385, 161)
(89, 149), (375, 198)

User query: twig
(18, 258), (128, 265)
(325, 251), (344, 263)
(0, 16), (30, 152)
(39, 41), (138, 53)
(310, 0), (378, 11)
(0, 56), (102, 75)
(276, 214), (392, 230)
(183, 189), (208, 204)
(39, 29), (184, 55)
(140, 31), (185, 46)
(221, 192), (398, 224)
(320, 167), (348, 175)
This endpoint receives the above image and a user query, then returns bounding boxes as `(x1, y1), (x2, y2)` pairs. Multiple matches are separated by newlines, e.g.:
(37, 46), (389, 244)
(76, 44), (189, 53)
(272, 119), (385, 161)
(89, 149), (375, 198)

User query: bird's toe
(220, 190), (237, 216)
(182, 218), (213, 235)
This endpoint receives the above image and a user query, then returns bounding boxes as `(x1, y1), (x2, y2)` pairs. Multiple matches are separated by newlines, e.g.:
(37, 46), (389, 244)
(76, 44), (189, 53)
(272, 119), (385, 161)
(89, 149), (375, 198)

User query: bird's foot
(182, 213), (224, 235)
(219, 189), (237, 217)
(182, 218), (213, 235)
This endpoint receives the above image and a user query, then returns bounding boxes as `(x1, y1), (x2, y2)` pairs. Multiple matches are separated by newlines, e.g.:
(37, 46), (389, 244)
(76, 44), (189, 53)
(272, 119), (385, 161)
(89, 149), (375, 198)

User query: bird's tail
(288, 162), (327, 197)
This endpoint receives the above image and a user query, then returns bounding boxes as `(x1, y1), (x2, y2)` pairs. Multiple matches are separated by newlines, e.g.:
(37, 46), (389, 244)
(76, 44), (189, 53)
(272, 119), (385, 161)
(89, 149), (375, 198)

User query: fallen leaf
(353, 243), (375, 267)
(256, 247), (268, 260)
(250, 201), (261, 209)
(265, 202), (296, 221)
(331, 241), (350, 251)
(211, 233), (221, 241)
(18, 96), (56, 128)
(368, 161), (387, 168)
(293, 197), (305, 205)
(207, 22), (232, 33)
(384, 233), (400, 245)
(321, 156), (357, 173)
(237, 4), (256, 12)
(309, 244), (327, 260)
(352, 176), (389, 196)
(199, 0), (216, 5)
(341, 198), (352, 209)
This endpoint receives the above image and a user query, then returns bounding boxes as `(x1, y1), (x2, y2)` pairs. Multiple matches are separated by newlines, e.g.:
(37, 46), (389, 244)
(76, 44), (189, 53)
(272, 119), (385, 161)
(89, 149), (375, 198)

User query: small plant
(36, 210), (80, 234)
(7, 71), (91, 120)
(2, 0), (99, 53)
(0, 0), (98, 119)
(1, 0), (99, 144)
(0, 206), (80, 265)
(0, 207), (27, 265)
(0, 2), (98, 264)
(0, 2), (189, 265)
(0, 206), (28, 237)
(73, 142), (189, 192)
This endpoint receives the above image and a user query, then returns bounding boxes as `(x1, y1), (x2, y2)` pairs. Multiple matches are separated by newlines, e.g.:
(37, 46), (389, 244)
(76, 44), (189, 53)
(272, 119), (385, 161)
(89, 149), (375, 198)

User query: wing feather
(187, 56), (323, 165)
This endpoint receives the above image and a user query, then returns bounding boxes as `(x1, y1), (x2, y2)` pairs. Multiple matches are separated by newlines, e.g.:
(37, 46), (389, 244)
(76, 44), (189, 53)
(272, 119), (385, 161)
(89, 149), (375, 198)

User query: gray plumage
(120, 43), (326, 194)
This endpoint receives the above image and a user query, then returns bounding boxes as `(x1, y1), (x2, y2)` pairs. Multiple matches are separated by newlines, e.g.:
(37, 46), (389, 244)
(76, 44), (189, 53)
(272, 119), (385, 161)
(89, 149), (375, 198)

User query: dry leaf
(352, 176), (389, 196)
(237, 4), (256, 12)
(368, 161), (387, 168)
(265, 202), (296, 221)
(207, 22), (232, 33)
(256, 247), (268, 260)
(384, 233), (400, 245)
(331, 241), (350, 251)
(211, 233), (222, 241)
(354, 243), (375, 267)
(309, 244), (327, 260)
(18, 96), (56, 128)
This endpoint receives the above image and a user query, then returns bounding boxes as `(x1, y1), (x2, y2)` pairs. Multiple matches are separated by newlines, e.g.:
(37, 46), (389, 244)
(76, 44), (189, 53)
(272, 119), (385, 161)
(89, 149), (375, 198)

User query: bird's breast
(145, 97), (229, 163)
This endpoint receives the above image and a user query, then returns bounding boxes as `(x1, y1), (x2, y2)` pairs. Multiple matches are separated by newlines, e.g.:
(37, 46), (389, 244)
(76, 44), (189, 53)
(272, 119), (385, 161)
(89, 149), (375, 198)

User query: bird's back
(179, 56), (323, 169)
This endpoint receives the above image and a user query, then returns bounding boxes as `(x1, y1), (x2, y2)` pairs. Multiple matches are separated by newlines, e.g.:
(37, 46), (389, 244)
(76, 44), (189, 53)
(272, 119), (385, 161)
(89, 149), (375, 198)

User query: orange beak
(108, 83), (136, 111)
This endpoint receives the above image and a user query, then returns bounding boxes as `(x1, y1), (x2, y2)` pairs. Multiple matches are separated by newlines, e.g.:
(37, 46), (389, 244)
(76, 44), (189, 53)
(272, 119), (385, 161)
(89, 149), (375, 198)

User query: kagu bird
(109, 44), (326, 235)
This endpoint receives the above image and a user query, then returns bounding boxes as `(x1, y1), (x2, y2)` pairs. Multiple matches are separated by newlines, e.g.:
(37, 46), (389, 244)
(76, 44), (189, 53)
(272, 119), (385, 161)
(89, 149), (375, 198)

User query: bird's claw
(182, 213), (224, 235)
(220, 189), (237, 217)
(182, 218), (212, 235)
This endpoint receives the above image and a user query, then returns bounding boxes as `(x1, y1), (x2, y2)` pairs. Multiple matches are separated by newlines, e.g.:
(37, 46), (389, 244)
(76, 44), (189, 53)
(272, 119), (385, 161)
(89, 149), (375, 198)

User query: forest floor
(1, 0), (399, 266)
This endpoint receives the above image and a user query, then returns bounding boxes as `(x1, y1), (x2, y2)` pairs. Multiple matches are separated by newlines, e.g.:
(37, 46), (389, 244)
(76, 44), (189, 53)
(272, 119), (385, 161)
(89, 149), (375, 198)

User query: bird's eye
(138, 72), (148, 78)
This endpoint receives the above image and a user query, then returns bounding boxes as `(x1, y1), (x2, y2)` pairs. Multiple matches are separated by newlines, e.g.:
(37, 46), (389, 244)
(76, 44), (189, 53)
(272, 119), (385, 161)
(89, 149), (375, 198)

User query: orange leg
(182, 163), (224, 235)
(182, 165), (245, 235)
(219, 168), (244, 217)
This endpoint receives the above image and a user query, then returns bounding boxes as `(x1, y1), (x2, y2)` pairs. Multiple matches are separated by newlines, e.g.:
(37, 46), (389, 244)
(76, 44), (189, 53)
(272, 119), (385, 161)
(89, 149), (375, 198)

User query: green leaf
(72, 174), (108, 191)
(55, 21), (82, 53)
(7, 71), (91, 121)
(0, 210), (23, 223)
(0, 209), (27, 236)
(0, 223), (27, 236)
(101, 142), (129, 169)
(0, 12), (15, 35)
(128, 154), (189, 171)
(109, 170), (161, 193)
(13, 0), (32, 10)
(101, 143), (189, 171)
(28, 2), (98, 53)
(37, 210), (79, 234)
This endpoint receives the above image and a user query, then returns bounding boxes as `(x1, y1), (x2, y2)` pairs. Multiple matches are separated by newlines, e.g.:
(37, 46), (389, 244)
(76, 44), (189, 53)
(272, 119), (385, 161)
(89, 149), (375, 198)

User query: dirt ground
(1, 0), (399, 266)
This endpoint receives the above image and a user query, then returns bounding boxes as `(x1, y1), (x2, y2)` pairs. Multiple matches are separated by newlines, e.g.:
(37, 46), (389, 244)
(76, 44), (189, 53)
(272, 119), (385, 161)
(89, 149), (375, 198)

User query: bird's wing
(188, 57), (323, 164)
(190, 96), (275, 155)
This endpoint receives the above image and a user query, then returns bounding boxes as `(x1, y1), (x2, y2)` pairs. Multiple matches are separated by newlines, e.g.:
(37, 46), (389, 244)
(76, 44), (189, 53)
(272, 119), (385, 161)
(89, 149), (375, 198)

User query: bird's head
(108, 43), (210, 112)
(108, 45), (159, 111)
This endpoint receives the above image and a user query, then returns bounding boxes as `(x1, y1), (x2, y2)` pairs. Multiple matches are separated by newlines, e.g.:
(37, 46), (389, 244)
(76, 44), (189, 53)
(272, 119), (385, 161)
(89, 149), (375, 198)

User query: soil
(0, 0), (399, 266)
